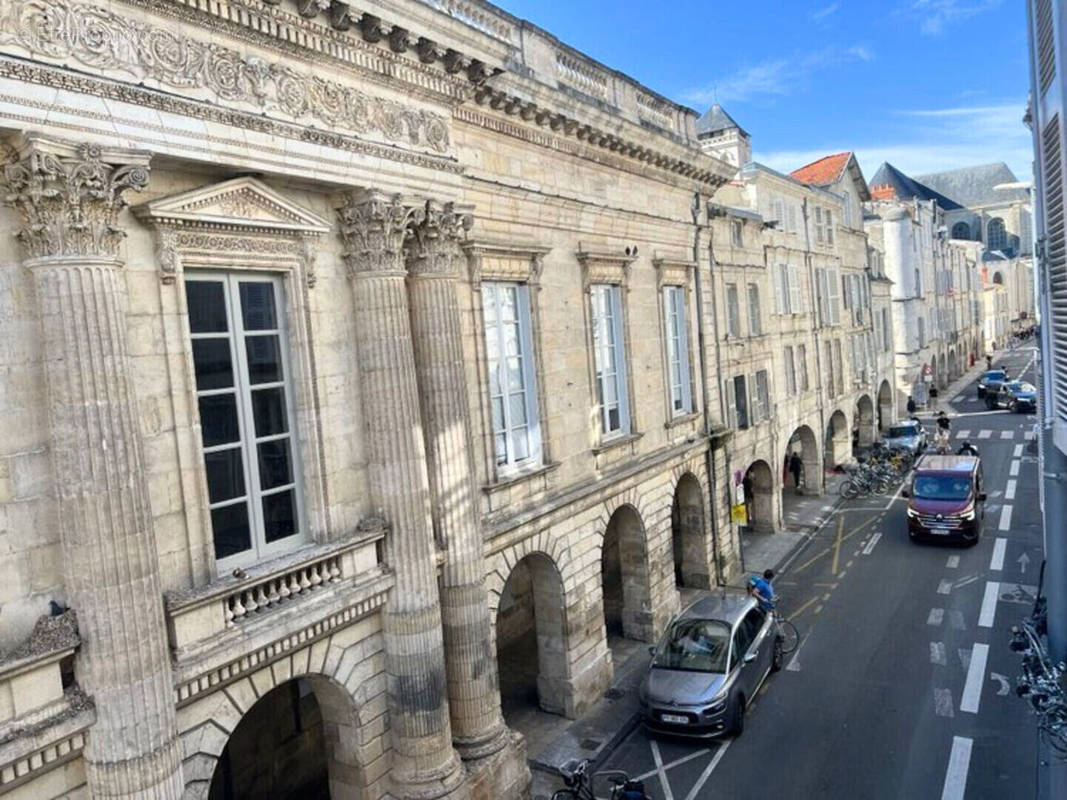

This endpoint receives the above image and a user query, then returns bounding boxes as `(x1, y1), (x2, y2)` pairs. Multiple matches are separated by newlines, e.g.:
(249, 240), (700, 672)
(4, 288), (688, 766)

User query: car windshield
(984, 371), (1006, 382)
(913, 475), (972, 501)
(652, 618), (730, 673)
(888, 424), (919, 438)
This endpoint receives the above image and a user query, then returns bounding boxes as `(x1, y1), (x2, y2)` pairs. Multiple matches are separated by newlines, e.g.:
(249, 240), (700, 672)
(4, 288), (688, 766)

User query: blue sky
(492, 0), (1033, 182)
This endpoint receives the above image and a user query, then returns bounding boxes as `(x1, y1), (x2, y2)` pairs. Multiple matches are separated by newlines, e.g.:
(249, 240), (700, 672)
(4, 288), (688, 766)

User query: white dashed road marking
(937, 579), (953, 595)
(1010, 460), (1020, 477)
(930, 642), (947, 665)
(1014, 444), (1024, 457)
(946, 555), (960, 568)
(928, 608), (945, 625)
(1005, 479), (1016, 500)
(934, 687), (955, 717)
(956, 430), (971, 439)
(1001, 430), (1014, 439)
(979, 581), (999, 628)
(978, 429), (992, 439)
(999, 505), (1013, 531)
(990, 538), (1006, 571)
(941, 736), (973, 800)
(862, 532), (882, 555)
(960, 643), (989, 714)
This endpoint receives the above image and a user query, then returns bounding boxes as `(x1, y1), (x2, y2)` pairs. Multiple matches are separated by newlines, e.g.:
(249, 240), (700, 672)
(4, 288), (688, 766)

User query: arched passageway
(824, 410), (850, 470)
(855, 395), (876, 449)
(743, 460), (775, 533)
(877, 380), (894, 432)
(783, 425), (821, 497)
(495, 553), (570, 721)
(208, 676), (364, 800)
(602, 505), (652, 641)
(671, 474), (710, 588)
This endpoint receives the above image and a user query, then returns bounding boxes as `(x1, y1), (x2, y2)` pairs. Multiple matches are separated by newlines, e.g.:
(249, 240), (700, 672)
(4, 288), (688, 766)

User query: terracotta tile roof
(790, 152), (852, 186)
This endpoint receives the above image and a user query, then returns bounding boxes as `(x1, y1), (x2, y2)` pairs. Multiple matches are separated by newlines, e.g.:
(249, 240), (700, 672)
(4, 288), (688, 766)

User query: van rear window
(913, 476), (971, 501)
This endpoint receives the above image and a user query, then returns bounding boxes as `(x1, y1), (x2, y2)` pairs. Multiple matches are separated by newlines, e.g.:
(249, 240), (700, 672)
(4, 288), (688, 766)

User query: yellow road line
(790, 594), (821, 618)
(831, 515), (844, 575)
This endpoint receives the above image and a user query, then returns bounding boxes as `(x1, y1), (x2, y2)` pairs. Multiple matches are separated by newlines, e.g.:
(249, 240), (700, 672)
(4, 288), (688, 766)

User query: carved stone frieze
(404, 199), (473, 278)
(338, 190), (418, 277)
(577, 249), (635, 290)
(462, 240), (550, 288)
(1, 135), (150, 261)
(0, 0), (451, 152)
(652, 256), (696, 288)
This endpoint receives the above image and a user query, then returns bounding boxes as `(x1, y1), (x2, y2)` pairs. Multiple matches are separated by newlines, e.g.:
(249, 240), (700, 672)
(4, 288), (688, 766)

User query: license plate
(661, 713), (689, 724)
(930, 527), (951, 535)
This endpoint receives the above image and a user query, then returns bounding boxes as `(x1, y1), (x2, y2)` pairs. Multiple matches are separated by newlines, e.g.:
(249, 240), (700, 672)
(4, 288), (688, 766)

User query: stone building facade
(0, 1), (740, 799)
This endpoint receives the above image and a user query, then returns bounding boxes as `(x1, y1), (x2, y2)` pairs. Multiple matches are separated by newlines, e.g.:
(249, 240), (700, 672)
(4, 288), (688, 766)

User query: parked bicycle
(839, 462), (893, 498)
(1011, 589), (1067, 759)
(551, 758), (650, 800)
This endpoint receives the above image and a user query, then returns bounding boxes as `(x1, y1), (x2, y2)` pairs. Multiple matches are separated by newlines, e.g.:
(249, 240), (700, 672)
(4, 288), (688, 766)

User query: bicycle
(551, 758), (649, 800)
(766, 600), (799, 658)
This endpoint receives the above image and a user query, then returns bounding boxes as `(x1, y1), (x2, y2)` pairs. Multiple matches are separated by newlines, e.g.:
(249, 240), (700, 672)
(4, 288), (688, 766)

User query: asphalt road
(596, 347), (1044, 800)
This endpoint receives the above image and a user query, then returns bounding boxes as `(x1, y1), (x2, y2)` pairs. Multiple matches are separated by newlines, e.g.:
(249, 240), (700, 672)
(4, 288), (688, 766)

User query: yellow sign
(731, 504), (748, 525)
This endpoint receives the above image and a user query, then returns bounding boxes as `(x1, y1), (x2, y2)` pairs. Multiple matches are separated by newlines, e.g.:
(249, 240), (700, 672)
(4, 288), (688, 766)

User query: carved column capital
(338, 189), (418, 277)
(405, 199), (474, 278)
(1, 135), (150, 262)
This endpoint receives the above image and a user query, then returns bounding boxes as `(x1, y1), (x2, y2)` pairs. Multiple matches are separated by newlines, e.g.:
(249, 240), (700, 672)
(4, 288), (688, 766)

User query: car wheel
(726, 694), (745, 737)
(1011, 400), (1019, 413)
(771, 637), (784, 672)
(977, 388), (985, 399)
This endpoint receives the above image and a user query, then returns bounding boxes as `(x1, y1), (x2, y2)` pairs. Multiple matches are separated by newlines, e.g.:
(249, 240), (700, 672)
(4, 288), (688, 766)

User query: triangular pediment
(134, 177), (331, 235)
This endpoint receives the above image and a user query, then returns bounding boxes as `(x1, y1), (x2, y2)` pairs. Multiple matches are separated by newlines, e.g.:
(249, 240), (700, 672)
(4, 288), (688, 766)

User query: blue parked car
(995, 380), (1037, 413)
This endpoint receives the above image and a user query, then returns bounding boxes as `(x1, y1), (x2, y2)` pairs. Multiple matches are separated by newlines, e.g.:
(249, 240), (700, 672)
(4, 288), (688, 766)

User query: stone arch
(601, 504), (653, 642)
(855, 394), (876, 448)
(951, 221), (970, 240)
(824, 409), (850, 470)
(742, 460), (776, 533)
(178, 640), (381, 800)
(494, 551), (572, 720)
(783, 424), (821, 496)
(671, 472), (710, 588)
(877, 379), (894, 432)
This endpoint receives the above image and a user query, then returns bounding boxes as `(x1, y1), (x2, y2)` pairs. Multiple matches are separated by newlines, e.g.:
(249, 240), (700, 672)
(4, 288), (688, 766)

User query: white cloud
(907, 0), (1003, 36)
(810, 3), (840, 21)
(681, 45), (874, 106)
(753, 102), (1033, 181)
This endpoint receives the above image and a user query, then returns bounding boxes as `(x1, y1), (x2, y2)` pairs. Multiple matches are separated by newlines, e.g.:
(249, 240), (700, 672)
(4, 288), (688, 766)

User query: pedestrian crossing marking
(977, 430), (992, 439)
(956, 430), (971, 439)
(1000, 430), (1013, 439)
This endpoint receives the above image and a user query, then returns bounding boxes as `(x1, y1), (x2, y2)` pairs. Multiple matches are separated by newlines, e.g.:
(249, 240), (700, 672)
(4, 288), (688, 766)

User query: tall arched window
(987, 218), (1007, 251)
(951, 221), (970, 240)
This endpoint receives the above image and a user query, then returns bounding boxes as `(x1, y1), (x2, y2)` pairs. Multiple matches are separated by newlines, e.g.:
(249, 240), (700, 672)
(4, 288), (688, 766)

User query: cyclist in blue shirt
(748, 569), (776, 612)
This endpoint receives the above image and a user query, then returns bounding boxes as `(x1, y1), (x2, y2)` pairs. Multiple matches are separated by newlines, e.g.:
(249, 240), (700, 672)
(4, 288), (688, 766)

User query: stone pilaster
(405, 202), (524, 790)
(2, 136), (183, 798)
(338, 190), (467, 800)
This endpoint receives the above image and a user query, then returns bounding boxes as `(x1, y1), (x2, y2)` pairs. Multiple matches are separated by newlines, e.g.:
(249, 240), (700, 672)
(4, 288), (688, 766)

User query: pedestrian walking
(906, 395), (917, 415)
(789, 451), (803, 494)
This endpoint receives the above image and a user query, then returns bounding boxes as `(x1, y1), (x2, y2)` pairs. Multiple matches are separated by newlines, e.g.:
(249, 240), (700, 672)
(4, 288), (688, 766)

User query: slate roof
(696, 103), (748, 137)
(869, 162), (963, 210)
(790, 152), (852, 186)
(914, 163), (1029, 208)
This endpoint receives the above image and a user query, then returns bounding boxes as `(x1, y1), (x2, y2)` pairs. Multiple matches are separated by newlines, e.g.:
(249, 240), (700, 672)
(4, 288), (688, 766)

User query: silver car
(638, 591), (780, 738)
(884, 419), (928, 455)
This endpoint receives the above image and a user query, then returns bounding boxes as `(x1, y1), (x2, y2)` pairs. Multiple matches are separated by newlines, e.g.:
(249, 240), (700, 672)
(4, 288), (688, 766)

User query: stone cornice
(1, 134), (151, 261)
(462, 239), (550, 287)
(577, 248), (636, 289)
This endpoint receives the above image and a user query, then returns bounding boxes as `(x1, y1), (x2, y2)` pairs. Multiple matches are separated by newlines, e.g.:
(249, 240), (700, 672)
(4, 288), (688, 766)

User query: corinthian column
(404, 202), (512, 767)
(338, 190), (467, 800)
(2, 136), (183, 798)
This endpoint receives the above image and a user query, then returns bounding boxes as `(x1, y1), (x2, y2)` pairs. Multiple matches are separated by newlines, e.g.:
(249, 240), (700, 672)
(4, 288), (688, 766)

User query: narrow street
(591, 347), (1043, 799)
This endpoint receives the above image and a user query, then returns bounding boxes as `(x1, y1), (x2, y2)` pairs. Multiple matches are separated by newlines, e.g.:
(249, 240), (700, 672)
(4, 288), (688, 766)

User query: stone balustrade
(165, 526), (385, 657)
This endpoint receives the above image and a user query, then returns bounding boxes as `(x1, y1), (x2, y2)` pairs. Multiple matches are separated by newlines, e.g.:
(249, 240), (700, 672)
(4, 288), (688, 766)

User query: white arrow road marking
(979, 581), (999, 628)
(941, 736), (973, 800)
(930, 642), (947, 665)
(934, 687), (955, 717)
(990, 672), (1011, 696)
(961, 643), (989, 713)
(1018, 552), (1031, 574)
(928, 608), (945, 625)
(990, 538), (1006, 571)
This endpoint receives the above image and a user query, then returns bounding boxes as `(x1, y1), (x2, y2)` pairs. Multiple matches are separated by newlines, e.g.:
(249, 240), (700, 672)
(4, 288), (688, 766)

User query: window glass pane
(513, 427), (529, 460)
(263, 489), (298, 543)
(608, 406), (620, 431)
(205, 447), (246, 504)
(257, 438), (293, 491)
(211, 502), (252, 559)
(186, 281), (228, 333)
(482, 285), (498, 322)
(503, 323), (520, 357)
(508, 392), (528, 426)
(192, 339), (234, 391)
(494, 433), (508, 465)
(491, 396), (505, 431)
(499, 287), (518, 321)
(245, 335), (283, 385)
(199, 394), (241, 447)
(239, 282), (278, 330)
(506, 357), (524, 392)
(251, 388), (289, 437)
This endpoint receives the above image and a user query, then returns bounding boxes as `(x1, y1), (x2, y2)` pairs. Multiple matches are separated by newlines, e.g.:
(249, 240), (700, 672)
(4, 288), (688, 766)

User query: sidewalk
(921, 350), (1005, 417)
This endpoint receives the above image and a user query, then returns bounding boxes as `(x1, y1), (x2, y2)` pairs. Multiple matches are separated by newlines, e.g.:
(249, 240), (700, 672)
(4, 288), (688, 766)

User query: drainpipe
(705, 200), (739, 576)
(692, 192), (724, 586)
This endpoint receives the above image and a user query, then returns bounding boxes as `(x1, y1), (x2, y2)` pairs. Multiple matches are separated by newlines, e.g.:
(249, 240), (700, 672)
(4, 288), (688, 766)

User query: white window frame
(747, 283), (762, 336)
(815, 207), (824, 244)
(187, 272), (306, 571)
(784, 345), (797, 395)
(789, 265), (803, 313)
(482, 281), (543, 473)
(825, 210), (834, 244)
(828, 269), (841, 325)
(754, 369), (770, 422)
(663, 286), (693, 417)
(590, 283), (631, 438)
(726, 283), (741, 337)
